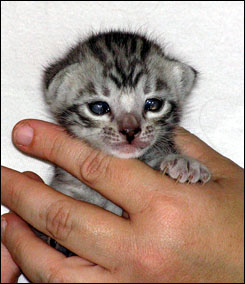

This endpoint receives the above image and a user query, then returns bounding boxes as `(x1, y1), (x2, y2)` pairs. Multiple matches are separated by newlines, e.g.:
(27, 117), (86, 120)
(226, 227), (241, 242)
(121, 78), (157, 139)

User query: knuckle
(128, 199), (187, 280)
(115, 229), (165, 280)
(45, 200), (73, 242)
(79, 150), (112, 186)
(130, 241), (165, 280)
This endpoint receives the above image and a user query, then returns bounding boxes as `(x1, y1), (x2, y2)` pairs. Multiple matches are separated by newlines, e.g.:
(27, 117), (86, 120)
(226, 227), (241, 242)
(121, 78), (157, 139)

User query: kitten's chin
(107, 145), (148, 159)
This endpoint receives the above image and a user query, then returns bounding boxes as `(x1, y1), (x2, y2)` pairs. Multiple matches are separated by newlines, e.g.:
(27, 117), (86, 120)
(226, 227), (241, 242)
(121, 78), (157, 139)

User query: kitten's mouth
(109, 141), (151, 159)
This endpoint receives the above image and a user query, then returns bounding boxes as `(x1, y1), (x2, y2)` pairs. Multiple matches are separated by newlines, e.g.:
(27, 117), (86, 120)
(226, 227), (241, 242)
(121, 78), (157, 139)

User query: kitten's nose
(119, 114), (141, 144)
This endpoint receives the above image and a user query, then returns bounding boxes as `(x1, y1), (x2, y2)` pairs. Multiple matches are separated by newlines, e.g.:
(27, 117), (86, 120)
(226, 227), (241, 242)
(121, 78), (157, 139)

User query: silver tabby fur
(42, 32), (211, 254)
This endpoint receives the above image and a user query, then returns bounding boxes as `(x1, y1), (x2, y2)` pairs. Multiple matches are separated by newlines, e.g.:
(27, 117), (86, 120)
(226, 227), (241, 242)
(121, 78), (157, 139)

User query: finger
(1, 213), (115, 283)
(174, 127), (241, 178)
(22, 171), (44, 183)
(5, 170), (43, 219)
(12, 119), (167, 213)
(1, 166), (130, 267)
(1, 242), (21, 283)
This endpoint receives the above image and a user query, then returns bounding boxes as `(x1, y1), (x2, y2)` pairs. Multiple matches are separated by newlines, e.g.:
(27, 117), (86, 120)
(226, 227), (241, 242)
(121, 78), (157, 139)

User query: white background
(1, 1), (244, 283)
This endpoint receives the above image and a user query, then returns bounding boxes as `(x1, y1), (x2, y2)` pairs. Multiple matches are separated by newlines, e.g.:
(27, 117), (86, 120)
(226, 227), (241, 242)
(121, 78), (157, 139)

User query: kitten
(42, 31), (211, 255)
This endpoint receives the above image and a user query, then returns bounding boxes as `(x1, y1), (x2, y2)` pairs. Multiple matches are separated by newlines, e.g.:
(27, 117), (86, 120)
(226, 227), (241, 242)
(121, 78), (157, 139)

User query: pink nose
(119, 114), (141, 143)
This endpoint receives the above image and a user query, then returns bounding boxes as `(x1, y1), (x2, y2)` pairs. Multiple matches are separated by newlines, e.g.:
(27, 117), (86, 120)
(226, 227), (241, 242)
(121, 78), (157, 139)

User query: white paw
(160, 155), (211, 184)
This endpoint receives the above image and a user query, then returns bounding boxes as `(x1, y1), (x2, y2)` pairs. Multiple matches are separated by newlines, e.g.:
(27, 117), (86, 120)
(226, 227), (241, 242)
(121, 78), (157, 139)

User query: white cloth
(1, 2), (244, 283)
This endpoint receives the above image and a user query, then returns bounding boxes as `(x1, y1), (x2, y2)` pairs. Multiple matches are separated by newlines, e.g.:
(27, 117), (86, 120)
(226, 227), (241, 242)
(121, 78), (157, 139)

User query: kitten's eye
(88, 101), (110, 115)
(144, 99), (163, 112)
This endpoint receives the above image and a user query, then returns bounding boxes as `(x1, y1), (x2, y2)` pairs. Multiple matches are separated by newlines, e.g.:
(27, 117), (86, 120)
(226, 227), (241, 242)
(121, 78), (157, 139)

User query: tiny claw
(175, 176), (181, 184)
(162, 166), (168, 175)
(187, 175), (193, 184)
(201, 180), (207, 186)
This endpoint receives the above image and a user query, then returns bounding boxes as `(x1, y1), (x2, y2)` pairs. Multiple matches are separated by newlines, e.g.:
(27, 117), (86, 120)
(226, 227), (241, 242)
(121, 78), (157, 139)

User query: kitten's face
(58, 79), (177, 158)
(44, 32), (196, 158)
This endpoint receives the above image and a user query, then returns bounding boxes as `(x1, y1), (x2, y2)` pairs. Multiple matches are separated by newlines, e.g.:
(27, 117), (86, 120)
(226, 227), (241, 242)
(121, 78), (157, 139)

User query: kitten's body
(42, 31), (211, 254)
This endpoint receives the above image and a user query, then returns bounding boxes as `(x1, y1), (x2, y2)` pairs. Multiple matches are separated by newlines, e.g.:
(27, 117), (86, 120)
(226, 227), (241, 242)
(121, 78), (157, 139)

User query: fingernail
(1, 217), (7, 239)
(14, 124), (34, 146)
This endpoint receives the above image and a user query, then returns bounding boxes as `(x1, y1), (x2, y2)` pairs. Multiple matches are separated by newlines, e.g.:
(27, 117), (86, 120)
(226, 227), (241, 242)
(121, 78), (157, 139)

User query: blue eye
(144, 99), (163, 112)
(89, 101), (110, 115)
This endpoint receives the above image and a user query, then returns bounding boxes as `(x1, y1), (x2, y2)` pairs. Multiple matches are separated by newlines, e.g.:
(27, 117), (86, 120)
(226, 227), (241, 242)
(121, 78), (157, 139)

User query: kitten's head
(44, 31), (197, 158)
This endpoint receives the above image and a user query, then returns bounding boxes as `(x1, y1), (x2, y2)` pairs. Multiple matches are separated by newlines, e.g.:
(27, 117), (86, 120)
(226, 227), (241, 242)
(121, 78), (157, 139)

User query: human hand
(1, 120), (244, 283)
(1, 170), (47, 283)
(1, 242), (20, 283)
(1, 172), (44, 283)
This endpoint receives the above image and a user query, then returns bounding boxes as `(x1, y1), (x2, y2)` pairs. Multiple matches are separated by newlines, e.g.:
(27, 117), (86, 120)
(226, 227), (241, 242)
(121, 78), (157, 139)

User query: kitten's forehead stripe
(86, 82), (97, 95)
(156, 78), (169, 92)
(79, 88), (97, 98)
(144, 79), (152, 95)
(127, 69), (134, 86)
(79, 89), (84, 96)
(140, 40), (151, 61)
(103, 63), (113, 77)
(112, 32), (129, 47)
(115, 59), (127, 86)
(102, 86), (110, 97)
(105, 35), (112, 52)
(109, 74), (122, 89)
(130, 37), (137, 54)
(133, 70), (144, 87)
(88, 38), (107, 63)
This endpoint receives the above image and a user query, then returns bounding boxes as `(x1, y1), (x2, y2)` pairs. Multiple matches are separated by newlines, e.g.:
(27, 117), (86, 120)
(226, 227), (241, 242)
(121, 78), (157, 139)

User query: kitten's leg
(103, 200), (123, 216)
(160, 154), (211, 183)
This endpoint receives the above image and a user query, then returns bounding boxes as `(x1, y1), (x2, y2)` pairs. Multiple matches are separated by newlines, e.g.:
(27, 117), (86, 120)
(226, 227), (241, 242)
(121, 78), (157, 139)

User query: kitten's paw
(160, 154), (211, 184)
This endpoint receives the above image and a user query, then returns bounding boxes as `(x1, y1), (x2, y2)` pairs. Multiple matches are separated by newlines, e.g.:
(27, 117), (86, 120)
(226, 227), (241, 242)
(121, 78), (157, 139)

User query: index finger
(12, 120), (165, 214)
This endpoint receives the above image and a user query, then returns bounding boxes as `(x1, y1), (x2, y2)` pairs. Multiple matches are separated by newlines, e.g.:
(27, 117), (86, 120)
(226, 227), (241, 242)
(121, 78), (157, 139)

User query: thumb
(174, 127), (217, 160)
(1, 242), (21, 283)
(174, 127), (240, 178)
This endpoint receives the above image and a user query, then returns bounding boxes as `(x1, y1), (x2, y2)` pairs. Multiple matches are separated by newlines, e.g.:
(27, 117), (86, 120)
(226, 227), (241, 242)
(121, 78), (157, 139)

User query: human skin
(1, 119), (244, 283)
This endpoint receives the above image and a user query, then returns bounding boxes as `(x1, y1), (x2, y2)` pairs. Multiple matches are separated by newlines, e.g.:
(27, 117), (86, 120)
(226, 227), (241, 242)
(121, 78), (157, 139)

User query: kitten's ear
(43, 64), (80, 111)
(167, 60), (198, 101)
(44, 68), (67, 105)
